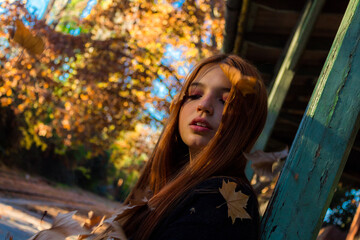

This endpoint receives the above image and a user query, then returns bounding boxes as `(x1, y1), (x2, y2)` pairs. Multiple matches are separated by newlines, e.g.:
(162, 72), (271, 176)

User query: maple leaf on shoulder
(218, 180), (251, 224)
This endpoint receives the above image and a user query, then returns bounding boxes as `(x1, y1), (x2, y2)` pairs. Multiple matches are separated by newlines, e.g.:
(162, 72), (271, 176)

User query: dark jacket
(149, 177), (260, 240)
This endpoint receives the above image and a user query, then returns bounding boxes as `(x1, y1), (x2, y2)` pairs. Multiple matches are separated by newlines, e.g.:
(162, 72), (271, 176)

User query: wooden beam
(222, 0), (243, 53)
(253, 0), (326, 151)
(233, 0), (250, 55)
(261, 0), (360, 239)
(246, 0), (326, 179)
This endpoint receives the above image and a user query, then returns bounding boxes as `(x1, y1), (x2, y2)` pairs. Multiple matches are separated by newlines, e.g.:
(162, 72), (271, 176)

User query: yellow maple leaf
(218, 180), (251, 224)
(219, 64), (257, 97)
(11, 20), (44, 55)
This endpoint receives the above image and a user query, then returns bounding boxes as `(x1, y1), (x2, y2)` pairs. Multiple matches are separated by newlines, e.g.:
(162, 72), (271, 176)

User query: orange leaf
(218, 180), (251, 224)
(12, 20), (44, 55)
(220, 64), (257, 96)
(84, 211), (104, 230)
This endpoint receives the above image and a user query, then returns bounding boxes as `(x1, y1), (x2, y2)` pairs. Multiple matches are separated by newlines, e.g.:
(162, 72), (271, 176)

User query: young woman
(115, 54), (268, 240)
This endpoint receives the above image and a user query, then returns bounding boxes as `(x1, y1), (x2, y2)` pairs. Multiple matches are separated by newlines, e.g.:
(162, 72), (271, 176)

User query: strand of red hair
(120, 54), (268, 240)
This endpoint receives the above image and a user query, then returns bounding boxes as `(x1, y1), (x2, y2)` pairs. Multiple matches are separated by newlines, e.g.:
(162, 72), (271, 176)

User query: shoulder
(195, 176), (254, 194)
(190, 176), (259, 225)
(150, 176), (259, 240)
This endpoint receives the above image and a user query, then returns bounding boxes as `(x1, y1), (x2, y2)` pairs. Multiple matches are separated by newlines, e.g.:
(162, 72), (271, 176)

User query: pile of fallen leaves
(25, 149), (289, 239)
(29, 180), (253, 240)
(29, 209), (128, 240)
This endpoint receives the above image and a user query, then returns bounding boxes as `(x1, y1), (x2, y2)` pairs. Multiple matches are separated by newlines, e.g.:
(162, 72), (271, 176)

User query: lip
(189, 117), (212, 132)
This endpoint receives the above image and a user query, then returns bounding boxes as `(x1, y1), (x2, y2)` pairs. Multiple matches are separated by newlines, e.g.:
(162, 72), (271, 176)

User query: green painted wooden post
(261, 0), (360, 239)
(254, 0), (326, 151)
(245, 0), (326, 179)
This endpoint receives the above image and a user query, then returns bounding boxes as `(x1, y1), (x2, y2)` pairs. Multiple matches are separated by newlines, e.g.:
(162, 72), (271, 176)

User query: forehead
(191, 65), (231, 89)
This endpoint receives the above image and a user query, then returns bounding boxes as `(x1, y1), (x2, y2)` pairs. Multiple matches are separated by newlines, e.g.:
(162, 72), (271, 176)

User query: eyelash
(187, 94), (201, 100)
(186, 94), (226, 104)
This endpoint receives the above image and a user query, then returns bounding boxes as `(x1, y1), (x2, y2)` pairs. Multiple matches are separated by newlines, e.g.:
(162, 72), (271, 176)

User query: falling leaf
(244, 147), (288, 181)
(28, 211), (88, 240)
(218, 180), (251, 224)
(220, 64), (257, 97)
(11, 20), (44, 55)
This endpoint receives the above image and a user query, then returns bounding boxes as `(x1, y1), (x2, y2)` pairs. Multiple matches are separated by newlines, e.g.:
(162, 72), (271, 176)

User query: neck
(189, 148), (200, 163)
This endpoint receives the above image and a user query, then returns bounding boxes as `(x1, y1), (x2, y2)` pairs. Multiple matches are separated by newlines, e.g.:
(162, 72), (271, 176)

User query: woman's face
(178, 65), (231, 157)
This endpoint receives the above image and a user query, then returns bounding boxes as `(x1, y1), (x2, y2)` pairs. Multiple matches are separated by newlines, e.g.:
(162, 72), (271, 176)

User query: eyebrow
(189, 82), (231, 92)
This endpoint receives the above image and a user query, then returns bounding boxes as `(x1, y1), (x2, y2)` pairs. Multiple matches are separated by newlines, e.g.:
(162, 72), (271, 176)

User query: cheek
(178, 106), (188, 135)
(216, 103), (225, 117)
(216, 112), (223, 125)
(179, 102), (194, 121)
(178, 103), (195, 139)
(214, 105), (225, 127)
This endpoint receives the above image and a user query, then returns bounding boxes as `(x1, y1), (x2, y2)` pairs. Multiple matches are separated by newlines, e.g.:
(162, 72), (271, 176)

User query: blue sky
(26, 0), (96, 19)
(26, 0), (49, 19)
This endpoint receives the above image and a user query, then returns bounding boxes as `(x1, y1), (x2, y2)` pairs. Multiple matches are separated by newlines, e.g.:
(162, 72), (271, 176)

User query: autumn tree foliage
(0, 0), (224, 189)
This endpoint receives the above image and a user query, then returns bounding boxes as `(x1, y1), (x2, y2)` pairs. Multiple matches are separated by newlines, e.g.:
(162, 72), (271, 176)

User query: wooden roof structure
(223, 0), (360, 238)
(223, 0), (360, 186)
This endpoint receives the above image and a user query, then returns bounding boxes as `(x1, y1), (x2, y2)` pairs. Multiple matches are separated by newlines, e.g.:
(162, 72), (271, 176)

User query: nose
(197, 96), (214, 115)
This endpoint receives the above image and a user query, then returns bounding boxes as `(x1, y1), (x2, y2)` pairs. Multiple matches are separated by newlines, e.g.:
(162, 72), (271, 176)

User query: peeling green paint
(261, 0), (360, 239)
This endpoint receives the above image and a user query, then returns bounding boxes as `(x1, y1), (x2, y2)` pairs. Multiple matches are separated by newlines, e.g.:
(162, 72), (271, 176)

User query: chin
(187, 140), (209, 151)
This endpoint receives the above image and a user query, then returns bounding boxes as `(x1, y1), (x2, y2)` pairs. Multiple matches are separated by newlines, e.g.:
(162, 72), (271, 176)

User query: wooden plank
(252, 0), (326, 152)
(261, 0), (360, 239)
(248, 4), (343, 37)
(246, 0), (326, 179)
(244, 32), (335, 50)
(248, 3), (299, 35)
(233, 0), (250, 55)
(243, 41), (328, 65)
(222, 0), (243, 53)
(251, 11), (343, 37)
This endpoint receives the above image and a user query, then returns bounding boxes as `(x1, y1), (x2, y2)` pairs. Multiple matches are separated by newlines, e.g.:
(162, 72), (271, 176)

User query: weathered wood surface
(233, 0), (250, 55)
(222, 0), (243, 53)
(253, 0), (326, 152)
(246, 0), (326, 179)
(261, 0), (360, 239)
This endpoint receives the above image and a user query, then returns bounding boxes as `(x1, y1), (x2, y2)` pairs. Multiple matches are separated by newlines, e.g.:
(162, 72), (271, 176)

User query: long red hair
(120, 54), (268, 239)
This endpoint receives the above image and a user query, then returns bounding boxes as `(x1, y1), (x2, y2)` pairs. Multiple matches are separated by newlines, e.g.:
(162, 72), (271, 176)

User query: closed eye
(187, 94), (202, 100)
